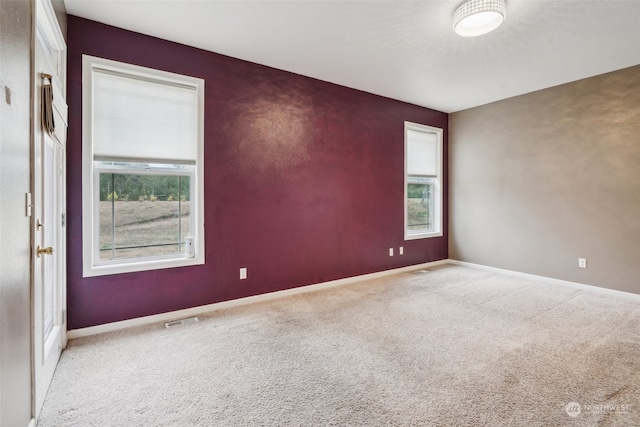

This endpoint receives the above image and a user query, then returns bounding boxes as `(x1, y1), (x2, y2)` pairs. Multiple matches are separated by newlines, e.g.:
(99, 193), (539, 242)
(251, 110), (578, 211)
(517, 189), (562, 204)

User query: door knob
(37, 246), (54, 257)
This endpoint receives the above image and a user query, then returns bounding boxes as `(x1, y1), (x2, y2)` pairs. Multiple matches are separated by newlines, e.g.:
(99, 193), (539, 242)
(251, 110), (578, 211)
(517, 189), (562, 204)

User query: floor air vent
(165, 317), (199, 328)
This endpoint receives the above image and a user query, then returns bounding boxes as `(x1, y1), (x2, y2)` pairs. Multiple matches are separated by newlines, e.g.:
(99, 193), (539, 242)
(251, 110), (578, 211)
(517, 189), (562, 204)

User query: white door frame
(32, 0), (67, 420)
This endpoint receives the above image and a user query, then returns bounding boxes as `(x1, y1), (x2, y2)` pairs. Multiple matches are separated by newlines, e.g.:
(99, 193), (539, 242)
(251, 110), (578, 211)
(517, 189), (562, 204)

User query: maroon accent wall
(67, 16), (448, 329)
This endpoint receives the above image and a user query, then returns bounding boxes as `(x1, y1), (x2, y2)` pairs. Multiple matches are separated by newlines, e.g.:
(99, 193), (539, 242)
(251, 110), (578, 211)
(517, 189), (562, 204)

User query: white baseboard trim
(447, 259), (640, 301)
(68, 259), (449, 339)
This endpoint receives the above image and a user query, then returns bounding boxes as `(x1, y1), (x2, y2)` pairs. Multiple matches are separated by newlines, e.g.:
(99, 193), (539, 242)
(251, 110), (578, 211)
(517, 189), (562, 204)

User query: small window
(82, 56), (205, 277)
(404, 122), (443, 240)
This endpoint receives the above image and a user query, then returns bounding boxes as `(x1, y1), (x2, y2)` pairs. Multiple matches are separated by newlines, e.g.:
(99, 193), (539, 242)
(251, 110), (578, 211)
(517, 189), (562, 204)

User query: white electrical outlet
(240, 267), (247, 279)
(389, 248), (394, 257)
(399, 246), (404, 255)
(578, 258), (587, 269)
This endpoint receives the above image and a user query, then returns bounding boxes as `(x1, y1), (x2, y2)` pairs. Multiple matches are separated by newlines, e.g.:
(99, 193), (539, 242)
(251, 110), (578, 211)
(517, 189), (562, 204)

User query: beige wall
(1, 1), (34, 425)
(449, 65), (640, 294)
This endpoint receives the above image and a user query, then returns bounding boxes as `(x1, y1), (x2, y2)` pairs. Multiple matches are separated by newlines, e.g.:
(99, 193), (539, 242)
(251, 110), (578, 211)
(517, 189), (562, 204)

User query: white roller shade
(93, 69), (198, 163)
(407, 128), (438, 176)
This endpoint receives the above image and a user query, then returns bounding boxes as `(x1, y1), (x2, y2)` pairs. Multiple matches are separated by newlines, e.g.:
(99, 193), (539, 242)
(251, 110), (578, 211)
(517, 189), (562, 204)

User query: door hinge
(26, 193), (32, 217)
(61, 212), (66, 227)
(62, 309), (66, 325)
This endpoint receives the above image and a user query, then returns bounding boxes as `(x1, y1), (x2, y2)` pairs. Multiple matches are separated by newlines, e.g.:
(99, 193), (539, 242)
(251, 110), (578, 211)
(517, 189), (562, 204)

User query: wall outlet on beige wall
(578, 258), (587, 268)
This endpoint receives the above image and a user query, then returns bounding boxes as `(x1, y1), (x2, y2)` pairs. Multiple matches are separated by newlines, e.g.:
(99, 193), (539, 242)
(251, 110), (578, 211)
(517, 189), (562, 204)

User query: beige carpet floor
(38, 265), (640, 426)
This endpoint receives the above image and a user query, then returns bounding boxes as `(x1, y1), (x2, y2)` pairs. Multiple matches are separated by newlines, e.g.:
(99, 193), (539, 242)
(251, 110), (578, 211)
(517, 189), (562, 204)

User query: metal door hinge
(26, 193), (32, 217)
(62, 309), (66, 325)
(61, 212), (66, 227)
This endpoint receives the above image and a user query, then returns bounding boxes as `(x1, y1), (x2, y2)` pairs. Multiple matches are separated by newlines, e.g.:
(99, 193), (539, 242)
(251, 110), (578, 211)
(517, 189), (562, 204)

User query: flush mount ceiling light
(453, 0), (506, 37)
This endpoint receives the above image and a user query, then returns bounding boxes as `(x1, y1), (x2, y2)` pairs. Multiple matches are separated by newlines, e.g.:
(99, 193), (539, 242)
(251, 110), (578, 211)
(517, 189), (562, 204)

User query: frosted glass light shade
(454, 0), (506, 37)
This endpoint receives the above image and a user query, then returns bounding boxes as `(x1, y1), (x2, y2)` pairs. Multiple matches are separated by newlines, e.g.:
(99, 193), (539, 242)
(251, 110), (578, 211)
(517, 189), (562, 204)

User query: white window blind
(406, 128), (438, 176)
(92, 69), (198, 163)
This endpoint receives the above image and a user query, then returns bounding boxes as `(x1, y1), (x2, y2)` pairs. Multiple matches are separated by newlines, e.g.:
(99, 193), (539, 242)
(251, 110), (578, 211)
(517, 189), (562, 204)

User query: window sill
(83, 254), (204, 278)
(404, 231), (443, 241)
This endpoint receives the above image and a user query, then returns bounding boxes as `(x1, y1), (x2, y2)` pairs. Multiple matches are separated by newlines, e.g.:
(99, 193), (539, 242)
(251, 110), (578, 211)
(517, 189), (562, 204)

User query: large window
(404, 122), (443, 240)
(82, 56), (205, 277)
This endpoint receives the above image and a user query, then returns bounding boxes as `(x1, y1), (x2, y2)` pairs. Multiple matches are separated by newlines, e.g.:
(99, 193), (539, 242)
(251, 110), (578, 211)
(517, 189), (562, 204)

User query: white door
(33, 0), (67, 418)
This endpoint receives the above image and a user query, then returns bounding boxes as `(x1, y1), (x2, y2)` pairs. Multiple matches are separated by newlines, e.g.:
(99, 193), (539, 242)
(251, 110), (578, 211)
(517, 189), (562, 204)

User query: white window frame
(82, 55), (205, 277)
(404, 121), (443, 240)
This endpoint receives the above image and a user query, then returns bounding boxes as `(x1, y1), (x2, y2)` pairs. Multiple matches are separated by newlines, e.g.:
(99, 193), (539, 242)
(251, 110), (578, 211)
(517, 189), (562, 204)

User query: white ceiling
(63, 0), (640, 113)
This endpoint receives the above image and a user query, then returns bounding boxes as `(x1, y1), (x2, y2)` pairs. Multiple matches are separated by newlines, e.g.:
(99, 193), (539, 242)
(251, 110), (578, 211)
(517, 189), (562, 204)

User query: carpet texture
(37, 265), (640, 426)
